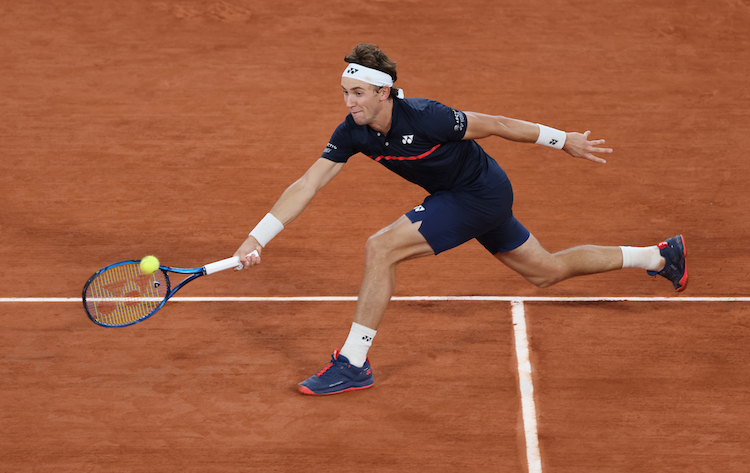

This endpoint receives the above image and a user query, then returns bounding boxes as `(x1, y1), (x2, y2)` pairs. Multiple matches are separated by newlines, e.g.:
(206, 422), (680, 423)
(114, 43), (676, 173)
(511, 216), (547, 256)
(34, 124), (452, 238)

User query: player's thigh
(368, 215), (435, 262)
(494, 233), (562, 279)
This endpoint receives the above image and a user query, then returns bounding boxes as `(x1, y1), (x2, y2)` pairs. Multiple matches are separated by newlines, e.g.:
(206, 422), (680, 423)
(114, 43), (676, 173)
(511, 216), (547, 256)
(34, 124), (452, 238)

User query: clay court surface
(2, 0), (749, 471)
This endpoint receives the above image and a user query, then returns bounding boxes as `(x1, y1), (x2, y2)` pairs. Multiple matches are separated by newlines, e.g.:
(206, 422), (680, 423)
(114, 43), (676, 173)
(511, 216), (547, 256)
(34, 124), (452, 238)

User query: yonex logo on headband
(342, 63), (394, 88)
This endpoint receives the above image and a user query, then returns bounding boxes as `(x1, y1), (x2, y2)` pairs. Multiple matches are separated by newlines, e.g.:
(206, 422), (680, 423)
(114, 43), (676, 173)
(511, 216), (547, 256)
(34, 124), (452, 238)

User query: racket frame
(82, 254), (251, 328)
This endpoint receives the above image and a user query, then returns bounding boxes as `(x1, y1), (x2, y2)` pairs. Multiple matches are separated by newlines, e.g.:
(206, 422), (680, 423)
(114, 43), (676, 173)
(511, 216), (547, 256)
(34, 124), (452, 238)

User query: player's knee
(364, 218), (432, 267)
(364, 231), (393, 264)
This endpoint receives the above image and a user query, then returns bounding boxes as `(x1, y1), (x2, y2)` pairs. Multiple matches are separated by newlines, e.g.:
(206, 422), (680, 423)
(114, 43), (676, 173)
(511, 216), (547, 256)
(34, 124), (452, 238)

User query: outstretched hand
(563, 131), (613, 164)
(234, 236), (262, 269)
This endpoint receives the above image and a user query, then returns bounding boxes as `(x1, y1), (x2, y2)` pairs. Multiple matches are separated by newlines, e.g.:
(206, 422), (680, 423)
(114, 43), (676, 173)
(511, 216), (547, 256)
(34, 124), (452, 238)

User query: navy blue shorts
(405, 177), (530, 255)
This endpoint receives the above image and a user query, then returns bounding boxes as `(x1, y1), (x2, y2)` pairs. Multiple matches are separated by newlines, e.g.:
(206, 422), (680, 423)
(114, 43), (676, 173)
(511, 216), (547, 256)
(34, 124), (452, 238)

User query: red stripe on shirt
(373, 144), (441, 162)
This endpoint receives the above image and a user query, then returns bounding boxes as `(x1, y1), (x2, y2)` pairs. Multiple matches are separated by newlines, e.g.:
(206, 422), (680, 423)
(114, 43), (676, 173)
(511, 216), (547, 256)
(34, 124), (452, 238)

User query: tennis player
(234, 43), (687, 395)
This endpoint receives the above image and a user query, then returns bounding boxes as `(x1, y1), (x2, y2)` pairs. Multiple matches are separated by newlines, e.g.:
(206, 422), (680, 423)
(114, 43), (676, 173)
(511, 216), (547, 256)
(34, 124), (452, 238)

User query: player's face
(341, 77), (388, 126)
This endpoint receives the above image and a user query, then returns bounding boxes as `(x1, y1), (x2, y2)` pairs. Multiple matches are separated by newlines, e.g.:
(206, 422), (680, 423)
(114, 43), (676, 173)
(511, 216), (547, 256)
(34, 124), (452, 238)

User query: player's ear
(379, 86), (391, 100)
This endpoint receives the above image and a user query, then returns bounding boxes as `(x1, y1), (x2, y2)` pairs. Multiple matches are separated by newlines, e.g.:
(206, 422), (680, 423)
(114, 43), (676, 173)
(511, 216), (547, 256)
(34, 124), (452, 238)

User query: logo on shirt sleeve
(453, 110), (466, 132)
(323, 142), (338, 153)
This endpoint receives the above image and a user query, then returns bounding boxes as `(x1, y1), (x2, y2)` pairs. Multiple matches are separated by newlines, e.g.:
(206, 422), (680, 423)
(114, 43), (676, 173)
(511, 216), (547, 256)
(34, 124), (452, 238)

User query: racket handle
(204, 250), (259, 275)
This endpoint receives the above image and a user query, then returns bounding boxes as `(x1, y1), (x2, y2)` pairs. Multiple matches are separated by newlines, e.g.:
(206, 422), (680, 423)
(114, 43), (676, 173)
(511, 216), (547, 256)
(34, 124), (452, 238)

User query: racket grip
(204, 250), (259, 275)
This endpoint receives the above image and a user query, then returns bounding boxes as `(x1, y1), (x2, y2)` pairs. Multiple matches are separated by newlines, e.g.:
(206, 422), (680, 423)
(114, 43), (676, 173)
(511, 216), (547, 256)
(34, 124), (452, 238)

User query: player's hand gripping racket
(82, 251), (258, 328)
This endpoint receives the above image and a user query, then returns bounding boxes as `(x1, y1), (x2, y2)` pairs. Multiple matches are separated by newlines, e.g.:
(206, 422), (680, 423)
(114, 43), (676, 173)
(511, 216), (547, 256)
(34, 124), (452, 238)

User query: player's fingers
(243, 249), (261, 268)
(240, 253), (251, 269)
(583, 153), (607, 164)
(234, 249), (258, 269)
(239, 256), (253, 269)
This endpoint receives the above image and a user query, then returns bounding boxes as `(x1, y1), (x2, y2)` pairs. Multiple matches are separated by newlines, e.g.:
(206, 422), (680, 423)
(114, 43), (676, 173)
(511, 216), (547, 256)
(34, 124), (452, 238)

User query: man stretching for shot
(234, 43), (687, 395)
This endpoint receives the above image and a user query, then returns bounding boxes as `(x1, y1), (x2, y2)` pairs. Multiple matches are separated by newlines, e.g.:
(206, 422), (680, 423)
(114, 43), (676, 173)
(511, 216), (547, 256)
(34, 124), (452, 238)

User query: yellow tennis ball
(139, 255), (160, 275)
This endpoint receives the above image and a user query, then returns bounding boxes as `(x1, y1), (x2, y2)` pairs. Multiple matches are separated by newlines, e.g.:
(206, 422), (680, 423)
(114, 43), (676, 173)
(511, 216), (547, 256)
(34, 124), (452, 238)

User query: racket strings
(85, 263), (168, 326)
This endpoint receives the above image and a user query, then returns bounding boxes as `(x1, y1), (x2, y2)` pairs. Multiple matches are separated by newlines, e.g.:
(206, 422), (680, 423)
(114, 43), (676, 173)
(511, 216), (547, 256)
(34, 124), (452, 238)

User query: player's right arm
(235, 158), (344, 267)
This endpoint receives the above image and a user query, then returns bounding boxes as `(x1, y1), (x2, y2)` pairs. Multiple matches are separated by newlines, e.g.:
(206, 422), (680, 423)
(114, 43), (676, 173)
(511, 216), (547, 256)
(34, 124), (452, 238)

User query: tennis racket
(82, 251), (258, 328)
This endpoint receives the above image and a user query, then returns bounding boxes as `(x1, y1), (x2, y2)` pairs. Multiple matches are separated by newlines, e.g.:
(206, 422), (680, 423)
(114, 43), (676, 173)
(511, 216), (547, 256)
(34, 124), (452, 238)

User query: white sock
(620, 246), (664, 271)
(339, 322), (377, 368)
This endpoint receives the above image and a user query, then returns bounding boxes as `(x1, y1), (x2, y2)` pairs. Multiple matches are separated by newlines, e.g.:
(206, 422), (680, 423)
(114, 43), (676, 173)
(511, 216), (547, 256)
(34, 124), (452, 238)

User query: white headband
(342, 63), (393, 87)
(342, 63), (404, 98)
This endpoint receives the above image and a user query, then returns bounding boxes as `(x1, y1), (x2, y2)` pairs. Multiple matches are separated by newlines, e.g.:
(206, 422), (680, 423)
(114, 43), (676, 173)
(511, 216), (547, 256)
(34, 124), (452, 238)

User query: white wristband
(249, 213), (284, 248)
(535, 124), (567, 150)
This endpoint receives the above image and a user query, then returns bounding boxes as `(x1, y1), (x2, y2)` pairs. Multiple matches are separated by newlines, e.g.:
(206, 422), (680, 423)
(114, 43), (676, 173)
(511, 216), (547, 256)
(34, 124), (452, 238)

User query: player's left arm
(462, 111), (612, 164)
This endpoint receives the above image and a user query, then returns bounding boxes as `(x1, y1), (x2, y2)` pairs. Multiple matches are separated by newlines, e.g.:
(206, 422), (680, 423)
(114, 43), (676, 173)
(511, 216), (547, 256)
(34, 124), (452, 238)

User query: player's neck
(368, 99), (393, 135)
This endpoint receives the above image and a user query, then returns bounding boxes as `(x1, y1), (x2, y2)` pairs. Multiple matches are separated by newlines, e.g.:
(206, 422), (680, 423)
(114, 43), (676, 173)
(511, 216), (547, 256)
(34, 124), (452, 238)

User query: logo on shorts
(402, 134), (414, 145)
(413, 204), (425, 212)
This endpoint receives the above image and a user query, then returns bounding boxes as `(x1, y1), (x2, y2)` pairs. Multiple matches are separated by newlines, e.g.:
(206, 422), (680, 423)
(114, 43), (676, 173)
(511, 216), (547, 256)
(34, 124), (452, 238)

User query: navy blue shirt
(321, 98), (505, 195)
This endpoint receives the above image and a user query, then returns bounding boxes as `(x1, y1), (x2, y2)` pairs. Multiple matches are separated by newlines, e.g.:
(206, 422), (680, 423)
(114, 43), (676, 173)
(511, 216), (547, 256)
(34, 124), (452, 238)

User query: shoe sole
(675, 234), (688, 292)
(298, 382), (374, 396)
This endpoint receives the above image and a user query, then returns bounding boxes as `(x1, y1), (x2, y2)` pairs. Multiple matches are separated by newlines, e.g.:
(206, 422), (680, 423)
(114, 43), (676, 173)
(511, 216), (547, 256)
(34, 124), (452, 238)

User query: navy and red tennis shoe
(647, 234), (688, 292)
(298, 350), (374, 395)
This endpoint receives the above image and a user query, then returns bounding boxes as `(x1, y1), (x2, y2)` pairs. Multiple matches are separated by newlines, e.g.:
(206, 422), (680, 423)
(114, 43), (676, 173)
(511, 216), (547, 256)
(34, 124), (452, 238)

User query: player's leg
(490, 229), (687, 290)
(299, 188), (507, 395)
(298, 215), (433, 395)
(339, 216), (432, 367)
(352, 215), (434, 329)
(343, 189), (501, 369)
(494, 233), (628, 287)
(338, 189), (519, 368)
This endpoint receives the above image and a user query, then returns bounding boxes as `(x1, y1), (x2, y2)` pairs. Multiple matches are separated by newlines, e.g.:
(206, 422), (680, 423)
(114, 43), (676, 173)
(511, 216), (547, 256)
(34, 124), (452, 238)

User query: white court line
(512, 300), (542, 473)
(2, 296), (749, 302)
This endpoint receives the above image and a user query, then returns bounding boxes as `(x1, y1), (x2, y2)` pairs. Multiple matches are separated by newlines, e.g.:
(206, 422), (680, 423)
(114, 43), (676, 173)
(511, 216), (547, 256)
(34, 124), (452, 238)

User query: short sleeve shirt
(321, 98), (499, 194)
